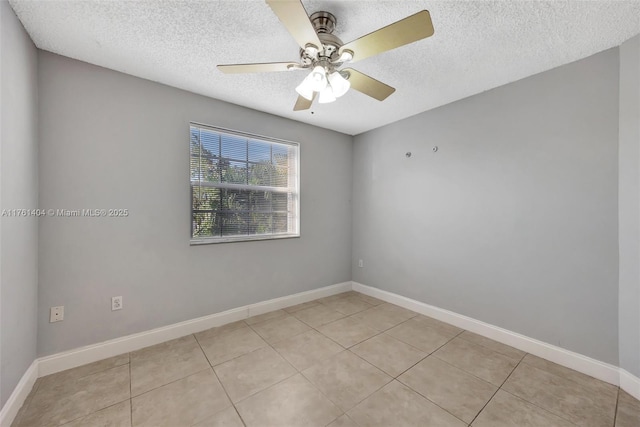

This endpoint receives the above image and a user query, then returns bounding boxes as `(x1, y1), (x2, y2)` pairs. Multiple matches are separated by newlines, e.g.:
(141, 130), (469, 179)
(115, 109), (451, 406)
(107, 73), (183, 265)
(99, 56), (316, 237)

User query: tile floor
(12, 291), (640, 427)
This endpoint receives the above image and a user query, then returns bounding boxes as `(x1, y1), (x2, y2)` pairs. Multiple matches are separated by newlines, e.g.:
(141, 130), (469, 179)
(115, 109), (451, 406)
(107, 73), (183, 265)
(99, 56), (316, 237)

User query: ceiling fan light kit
(296, 66), (351, 102)
(217, 0), (435, 111)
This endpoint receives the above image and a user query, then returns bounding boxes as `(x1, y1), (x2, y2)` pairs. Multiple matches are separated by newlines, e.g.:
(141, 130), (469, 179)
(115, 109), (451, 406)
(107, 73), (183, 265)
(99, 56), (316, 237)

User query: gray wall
(0, 0), (39, 407)
(37, 51), (352, 356)
(619, 34), (640, 378)
(2, 10), (634, 388)
(352, 48), (620, 364)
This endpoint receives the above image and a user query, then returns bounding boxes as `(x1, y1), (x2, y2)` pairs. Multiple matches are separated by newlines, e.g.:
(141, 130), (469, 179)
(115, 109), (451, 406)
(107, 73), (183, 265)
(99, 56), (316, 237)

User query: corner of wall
(618, 33), (640, 379)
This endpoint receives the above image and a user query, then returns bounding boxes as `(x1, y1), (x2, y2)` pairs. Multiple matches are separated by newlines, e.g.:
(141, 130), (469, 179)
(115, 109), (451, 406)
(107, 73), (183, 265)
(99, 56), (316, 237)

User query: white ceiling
(9, 0), (640, 135)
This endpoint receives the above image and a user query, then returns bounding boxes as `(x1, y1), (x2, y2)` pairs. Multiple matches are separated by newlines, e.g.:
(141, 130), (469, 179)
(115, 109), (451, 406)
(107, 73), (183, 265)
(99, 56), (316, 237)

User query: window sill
(190, 233), (300, 245)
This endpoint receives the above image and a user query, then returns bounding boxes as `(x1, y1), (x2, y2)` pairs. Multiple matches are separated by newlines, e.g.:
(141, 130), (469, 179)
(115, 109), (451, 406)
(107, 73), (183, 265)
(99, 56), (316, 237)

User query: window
(190, 123), (299, 244)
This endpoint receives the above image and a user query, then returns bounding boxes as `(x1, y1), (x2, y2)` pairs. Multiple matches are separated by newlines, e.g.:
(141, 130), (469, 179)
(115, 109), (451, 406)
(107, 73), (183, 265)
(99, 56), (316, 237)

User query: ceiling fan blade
(293, 92), (316, 111)
(339, 10), (434, 63)
(343, 68), (395, 101)
(217, 62), (301, 74)
(266, 0), (323, 50)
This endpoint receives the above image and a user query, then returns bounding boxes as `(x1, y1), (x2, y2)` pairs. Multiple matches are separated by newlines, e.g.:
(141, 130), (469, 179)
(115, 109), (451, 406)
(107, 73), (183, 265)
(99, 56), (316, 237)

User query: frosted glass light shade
(295, 79), (314, 100)
(328, 71), (350, 98)
(295, 66), (328, 100)
(308, 66), (328, 92)
(318, 86), (336, 104)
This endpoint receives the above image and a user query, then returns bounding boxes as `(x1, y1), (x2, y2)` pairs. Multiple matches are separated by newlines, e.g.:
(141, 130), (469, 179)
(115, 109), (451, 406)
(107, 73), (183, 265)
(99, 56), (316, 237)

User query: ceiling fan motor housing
(310, 11), (336, 34)
(300, 11), (343, 66)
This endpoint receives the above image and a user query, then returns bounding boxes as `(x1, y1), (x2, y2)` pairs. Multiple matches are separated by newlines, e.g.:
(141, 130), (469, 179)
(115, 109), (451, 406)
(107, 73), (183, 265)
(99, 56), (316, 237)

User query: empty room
(1, 0), (639, 426)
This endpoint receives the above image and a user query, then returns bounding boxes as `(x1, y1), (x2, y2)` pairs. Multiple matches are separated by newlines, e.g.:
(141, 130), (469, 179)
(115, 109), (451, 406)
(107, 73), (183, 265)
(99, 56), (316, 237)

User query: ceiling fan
(217, 0), (434, 111)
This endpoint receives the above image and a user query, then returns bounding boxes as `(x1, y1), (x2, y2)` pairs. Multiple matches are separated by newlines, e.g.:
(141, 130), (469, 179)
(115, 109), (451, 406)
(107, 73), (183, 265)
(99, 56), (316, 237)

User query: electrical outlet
(111, 296), (123, 311)
(358, 259), (364, 268)
(50, 306), (64, 322)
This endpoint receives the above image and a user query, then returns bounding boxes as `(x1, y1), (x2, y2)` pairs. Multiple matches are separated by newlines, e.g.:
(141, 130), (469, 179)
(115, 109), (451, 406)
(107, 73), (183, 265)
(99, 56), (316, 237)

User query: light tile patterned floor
(12, 291), (640, 427)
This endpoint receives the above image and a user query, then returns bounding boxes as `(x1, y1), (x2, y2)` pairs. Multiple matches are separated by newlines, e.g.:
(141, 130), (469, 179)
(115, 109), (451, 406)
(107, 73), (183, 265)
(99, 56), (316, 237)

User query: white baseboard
(0, 360), (38, 427)
(39, 281), (351, 377)
(37, 305), (247, 377)
(247, 281), (352, 317)
(352, 282), (626, 389)
(620, 369), (640, 400)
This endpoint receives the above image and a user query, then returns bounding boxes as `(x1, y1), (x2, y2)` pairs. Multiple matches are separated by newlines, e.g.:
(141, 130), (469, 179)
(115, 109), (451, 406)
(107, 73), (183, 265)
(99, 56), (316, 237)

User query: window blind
(190, 124), (299, 243)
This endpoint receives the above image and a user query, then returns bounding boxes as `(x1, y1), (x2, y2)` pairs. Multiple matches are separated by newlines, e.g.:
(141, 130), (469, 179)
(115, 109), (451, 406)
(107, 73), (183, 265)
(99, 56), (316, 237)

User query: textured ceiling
(9, 0), (640, 135)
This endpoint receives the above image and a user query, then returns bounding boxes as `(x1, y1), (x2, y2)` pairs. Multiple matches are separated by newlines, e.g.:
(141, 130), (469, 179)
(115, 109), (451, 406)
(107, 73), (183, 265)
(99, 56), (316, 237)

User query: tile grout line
(455, 333), (526, 361)
(392, 330), (477, 426)
(129, 365), (214, 399)
(192, 331), (247, 426)
(59, 401), (131, 427)
(393, 329), (465, 380)
(297, 363), (370, 422)
(288, 300), (370, 349)
(317, 302), (421, 349)
(429, 339), (524, 388)
(518, 354), (618, 393)
(467, 353), (525, 425)
(612, 386), (620, 427)
(40, 355), (130, 382)
(232, 367), (298, 406)
(195, 320), (272, 368)
(502, 360), (618, 424)
(129, 354), (133, 427)
(231, 405), (248, 427)
(16, 365), (131, 427)
(127, 336), (211, 398)
(496, 388), (581, 426)
(295, 368), (348, 422)
(395, 379), (470, 426)
(384, 321), (465, 355)
(340, 348), (394, 397)
(245, 317), (311, 347)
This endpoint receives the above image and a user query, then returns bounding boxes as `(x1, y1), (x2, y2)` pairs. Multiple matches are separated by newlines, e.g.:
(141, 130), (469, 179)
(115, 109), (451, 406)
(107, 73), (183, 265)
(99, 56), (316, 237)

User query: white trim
(0, 360), (38, 427)
(620, 369), (640, 400)
(352, 282), (622, 387)
(247, 281), (351, 317)
(38, 281), (351, 377)
(190, 233), (299, 246)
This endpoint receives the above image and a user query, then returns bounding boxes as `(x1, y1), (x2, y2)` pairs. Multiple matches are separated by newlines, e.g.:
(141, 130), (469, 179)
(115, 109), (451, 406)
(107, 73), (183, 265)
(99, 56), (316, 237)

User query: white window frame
(190, 123), (300, 245)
